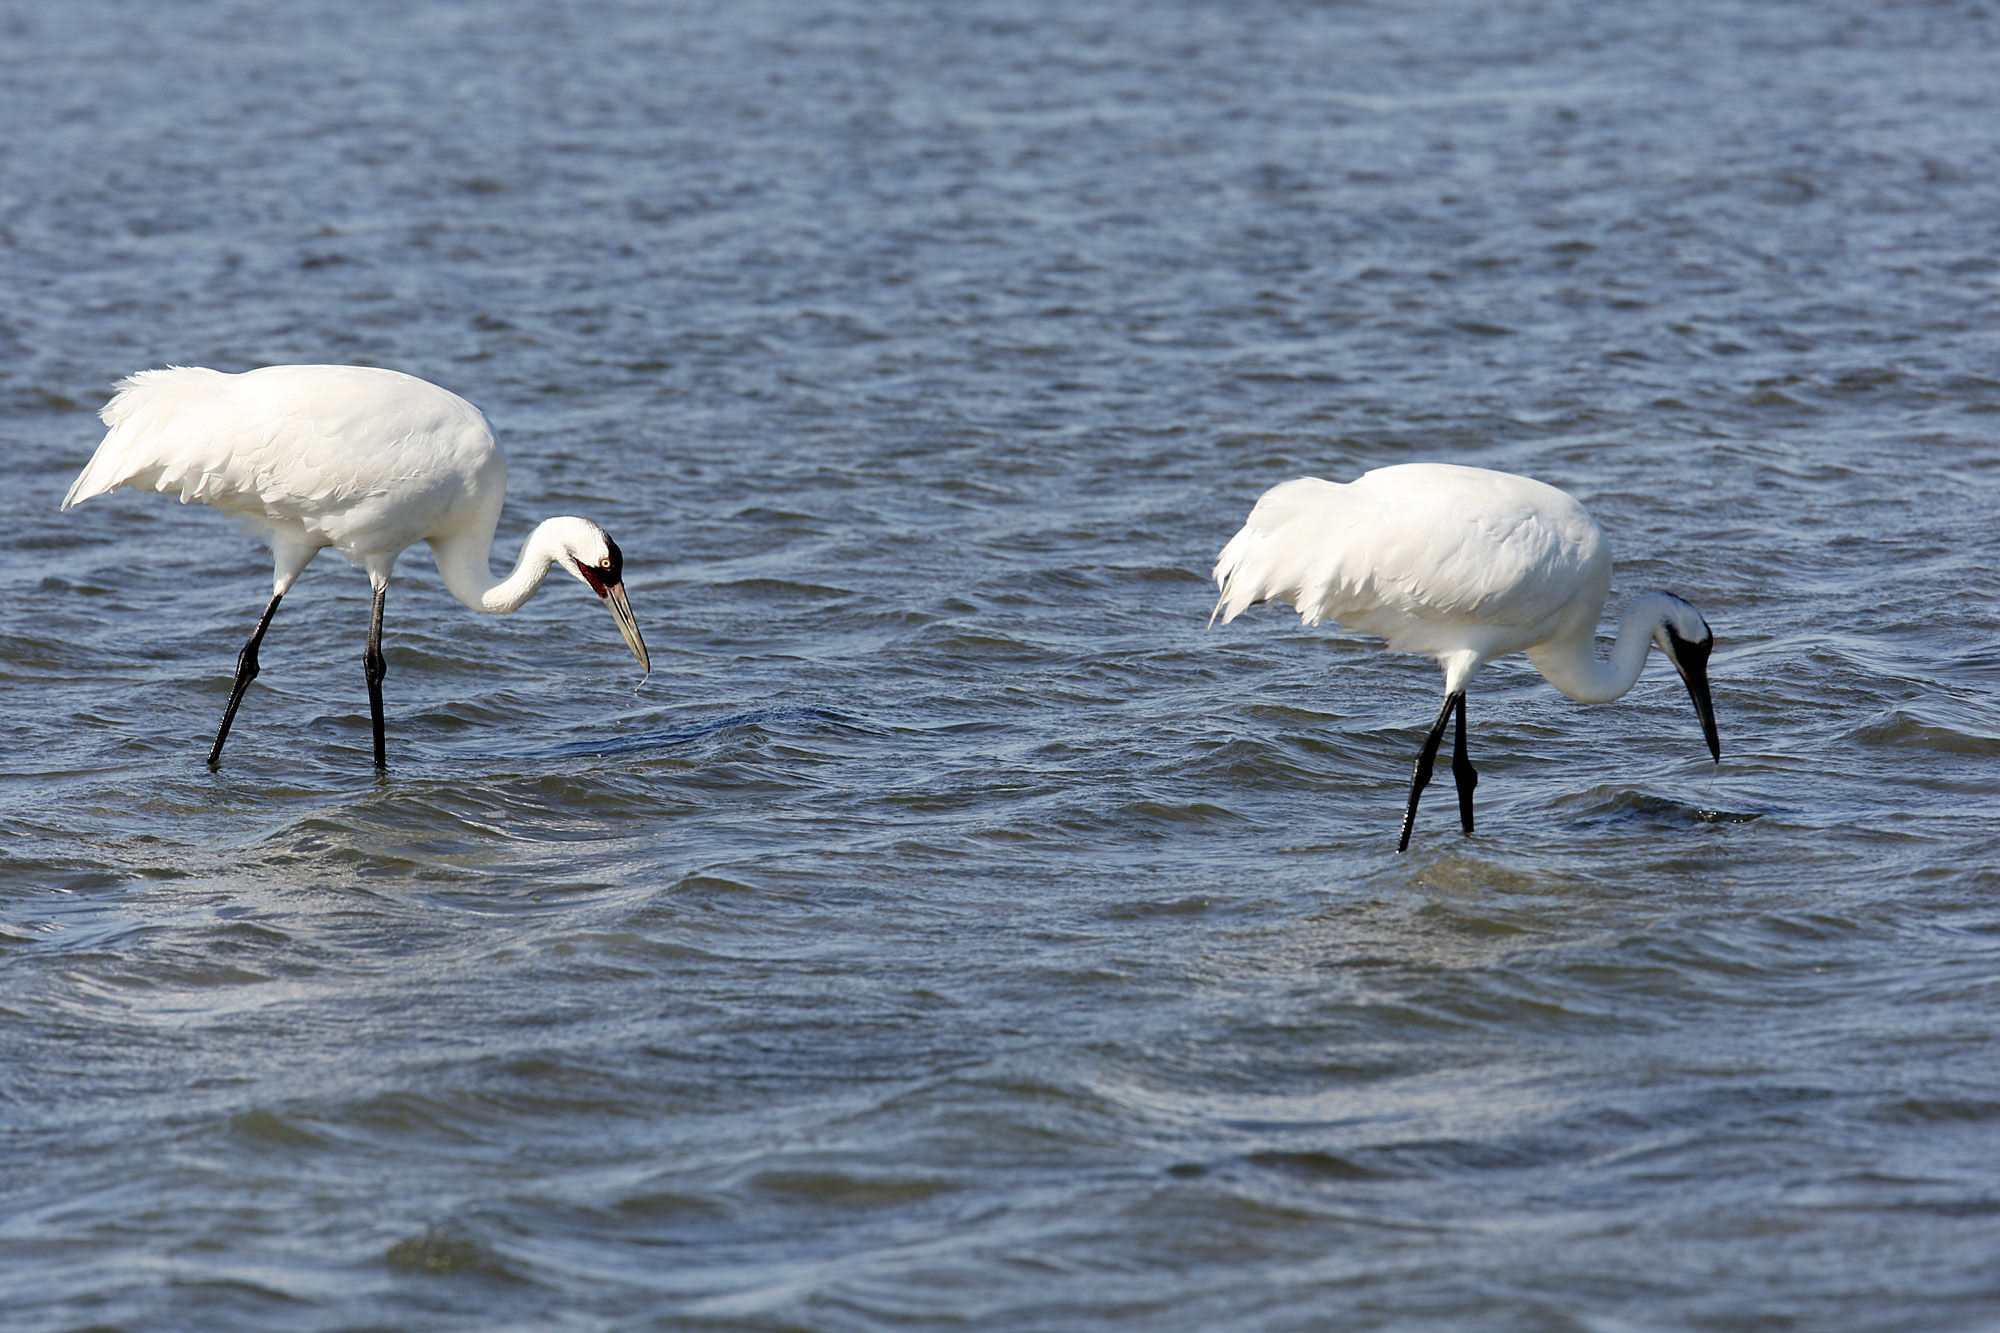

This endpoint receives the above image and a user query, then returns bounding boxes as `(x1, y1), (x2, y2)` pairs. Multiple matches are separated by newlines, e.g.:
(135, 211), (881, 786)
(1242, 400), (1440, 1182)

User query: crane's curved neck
(433, 518), (574, 615)
(1527, 593), (1680, 704)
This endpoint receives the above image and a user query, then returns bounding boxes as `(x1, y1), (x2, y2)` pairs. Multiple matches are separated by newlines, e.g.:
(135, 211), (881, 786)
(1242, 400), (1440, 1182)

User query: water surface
(5, 1), (2000, 1329)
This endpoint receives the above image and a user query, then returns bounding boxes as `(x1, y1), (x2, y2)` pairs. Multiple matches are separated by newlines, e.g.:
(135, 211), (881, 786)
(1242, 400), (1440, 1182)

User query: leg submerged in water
(1451, 691), (1478, 835)
(1400, 690), (1465, 852)
(364, 582), (388, 767)
(210, 590), (286, 767)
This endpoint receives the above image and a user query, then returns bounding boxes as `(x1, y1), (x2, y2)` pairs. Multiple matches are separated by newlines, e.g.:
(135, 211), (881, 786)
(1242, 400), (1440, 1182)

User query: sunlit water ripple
(5, 0), (2000, 1329)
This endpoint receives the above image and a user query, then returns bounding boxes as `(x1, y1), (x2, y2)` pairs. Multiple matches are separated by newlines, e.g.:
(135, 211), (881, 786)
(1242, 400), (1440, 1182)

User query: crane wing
(1212, 467), (1608, 654)
(63, 366), (499, 532)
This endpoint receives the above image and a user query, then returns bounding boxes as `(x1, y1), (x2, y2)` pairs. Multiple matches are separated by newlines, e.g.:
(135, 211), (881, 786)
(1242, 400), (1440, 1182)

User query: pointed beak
(601, 581), (651, 681)
(1666, 632), (1721, 763)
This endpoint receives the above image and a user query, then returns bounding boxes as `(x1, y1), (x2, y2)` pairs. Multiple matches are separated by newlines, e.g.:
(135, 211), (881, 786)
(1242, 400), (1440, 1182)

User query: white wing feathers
(1210, 477), (1353, 627)
(1211, 465), (1609, 658)
(62, 366), (498, 533)
(65, 366), (381, 520)
(62, 367), (239, 510)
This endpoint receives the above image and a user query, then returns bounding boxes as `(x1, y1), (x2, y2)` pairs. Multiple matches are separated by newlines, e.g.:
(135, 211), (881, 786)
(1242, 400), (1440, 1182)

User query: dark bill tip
(1667, 631), (1721, 763)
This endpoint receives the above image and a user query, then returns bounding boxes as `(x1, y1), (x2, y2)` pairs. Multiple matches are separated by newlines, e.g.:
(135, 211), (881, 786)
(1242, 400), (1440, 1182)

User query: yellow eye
(599, 558), (613, 570)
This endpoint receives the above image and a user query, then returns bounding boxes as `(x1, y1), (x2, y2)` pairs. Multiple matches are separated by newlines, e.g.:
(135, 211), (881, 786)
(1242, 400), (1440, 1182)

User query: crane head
(1654, 596), (1720, 763)
(556, 524), (651, 681)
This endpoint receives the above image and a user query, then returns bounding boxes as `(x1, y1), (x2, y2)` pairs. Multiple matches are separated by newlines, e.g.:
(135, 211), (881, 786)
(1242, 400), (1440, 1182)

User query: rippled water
(6, 1), (2000, 1329)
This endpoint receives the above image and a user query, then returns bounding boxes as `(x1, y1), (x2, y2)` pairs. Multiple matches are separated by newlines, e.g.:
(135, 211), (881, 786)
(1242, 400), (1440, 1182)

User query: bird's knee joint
(364, 649), (387, 686)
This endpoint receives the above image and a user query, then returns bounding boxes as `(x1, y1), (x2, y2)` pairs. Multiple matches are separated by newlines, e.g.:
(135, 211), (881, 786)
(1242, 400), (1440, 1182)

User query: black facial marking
(1668, 628), (1714, 667)
(602, 534), (624, 585)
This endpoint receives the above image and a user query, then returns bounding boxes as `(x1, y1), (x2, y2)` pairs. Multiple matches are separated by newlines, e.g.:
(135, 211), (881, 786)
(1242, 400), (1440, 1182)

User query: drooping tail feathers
(1210, 476), (1345, 628)
(62, 366), (235, 510)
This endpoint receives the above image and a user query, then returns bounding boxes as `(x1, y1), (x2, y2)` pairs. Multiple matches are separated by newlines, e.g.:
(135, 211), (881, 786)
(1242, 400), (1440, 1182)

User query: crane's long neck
(1527, 593), (1680, 704)
(433, 517), (574, 615)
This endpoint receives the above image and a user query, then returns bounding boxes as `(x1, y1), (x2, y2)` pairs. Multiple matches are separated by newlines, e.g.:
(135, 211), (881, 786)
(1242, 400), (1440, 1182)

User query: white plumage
(63, 364), (651, 766)
(1213, 462), (1720, 849)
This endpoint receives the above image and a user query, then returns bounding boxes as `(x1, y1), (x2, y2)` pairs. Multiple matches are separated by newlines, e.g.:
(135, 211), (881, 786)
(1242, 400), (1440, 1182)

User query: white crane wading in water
(63, 364), (650, 767)
(1212, 462), (1720, 850)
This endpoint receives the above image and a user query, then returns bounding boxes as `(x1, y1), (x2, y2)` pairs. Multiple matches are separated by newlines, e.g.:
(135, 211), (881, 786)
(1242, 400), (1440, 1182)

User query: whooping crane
(1212, 462), (1720, 850)
(63, 364), (650, 767)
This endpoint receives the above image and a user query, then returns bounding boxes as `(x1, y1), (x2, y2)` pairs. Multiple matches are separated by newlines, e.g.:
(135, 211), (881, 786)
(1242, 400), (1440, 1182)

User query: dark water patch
(1556, 787), (1767, 833)
(229, 1108), (331, 1152)
(1100, 894), (1219, 921)
(383, 1224), (528, 1283)
(611, 1187), (730, 1223)
(334, 1090), (516, 1149)
(1852, 702), (2000, 756)
(746, 1166), (962, 1210)
(534, 927), (739, 970)
(1243, 1149), (1399, 1184)
(1364, 1134), (1571, 1178)
(71, 953), (275, 994)
(1872, 1096), (2000, 1128)
(525, 704), (861, 760)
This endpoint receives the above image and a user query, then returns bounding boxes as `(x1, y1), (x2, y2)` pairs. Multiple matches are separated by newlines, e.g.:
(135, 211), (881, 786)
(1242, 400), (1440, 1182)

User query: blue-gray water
(6, 1), (2000, 1329)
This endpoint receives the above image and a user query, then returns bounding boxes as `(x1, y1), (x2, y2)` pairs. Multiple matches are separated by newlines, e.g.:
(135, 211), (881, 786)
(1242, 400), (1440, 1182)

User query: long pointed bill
(1666, 632), (1721, 762)
(602, 582), (651, 682)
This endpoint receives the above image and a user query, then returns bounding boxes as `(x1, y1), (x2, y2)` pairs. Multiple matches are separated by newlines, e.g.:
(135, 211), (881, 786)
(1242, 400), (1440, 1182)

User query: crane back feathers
(1212, 464), (1613, 663)
(64, 365), (507, 575)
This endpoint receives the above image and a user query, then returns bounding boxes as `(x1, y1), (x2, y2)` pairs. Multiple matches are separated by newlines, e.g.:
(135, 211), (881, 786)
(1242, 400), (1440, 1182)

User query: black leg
(209, 591), (285, 767)
(1450, 692), (1478, 835)
(1399, 690), (1463, 852)
(364, 583), (388, 767)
